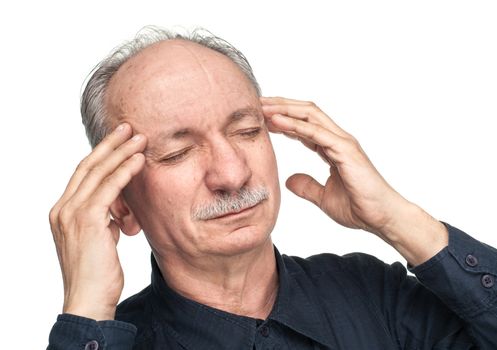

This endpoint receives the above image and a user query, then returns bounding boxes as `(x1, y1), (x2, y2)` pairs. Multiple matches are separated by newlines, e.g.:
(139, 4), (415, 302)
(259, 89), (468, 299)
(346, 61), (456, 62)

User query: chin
(196, 195), (279, 257)
(205, 224), (273, 257)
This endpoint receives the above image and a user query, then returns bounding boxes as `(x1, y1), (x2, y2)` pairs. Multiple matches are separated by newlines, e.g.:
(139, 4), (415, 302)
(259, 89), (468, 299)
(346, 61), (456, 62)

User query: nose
(204, 138), (252, 193)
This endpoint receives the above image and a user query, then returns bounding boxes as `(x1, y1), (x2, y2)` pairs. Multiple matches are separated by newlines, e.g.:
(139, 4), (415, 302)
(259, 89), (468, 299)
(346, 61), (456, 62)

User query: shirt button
(481, 274), (495, 288)
(84, 340), (99, 350)
(260, 325), (270, 337)
(465, 254), (478, 267)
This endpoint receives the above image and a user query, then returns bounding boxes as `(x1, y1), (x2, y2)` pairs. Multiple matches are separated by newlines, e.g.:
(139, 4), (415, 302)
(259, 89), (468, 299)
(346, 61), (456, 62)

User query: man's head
(81, 27), (261, 148)
(81, 27), (280, 259)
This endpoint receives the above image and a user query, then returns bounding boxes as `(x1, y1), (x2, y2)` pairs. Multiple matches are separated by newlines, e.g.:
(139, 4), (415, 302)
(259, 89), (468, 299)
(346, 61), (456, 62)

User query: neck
(155, 238), (278, 319)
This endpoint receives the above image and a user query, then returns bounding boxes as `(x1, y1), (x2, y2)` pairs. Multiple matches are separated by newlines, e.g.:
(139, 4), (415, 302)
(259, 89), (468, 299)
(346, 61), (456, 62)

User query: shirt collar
(270, 249), (337, 348)
(149, 246), (335, 349)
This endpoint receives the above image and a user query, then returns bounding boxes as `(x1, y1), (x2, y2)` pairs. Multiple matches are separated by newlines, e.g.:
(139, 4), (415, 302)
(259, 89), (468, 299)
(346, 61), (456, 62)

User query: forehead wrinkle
(176, 41), (256, 119)
(179, 42), (218, 97)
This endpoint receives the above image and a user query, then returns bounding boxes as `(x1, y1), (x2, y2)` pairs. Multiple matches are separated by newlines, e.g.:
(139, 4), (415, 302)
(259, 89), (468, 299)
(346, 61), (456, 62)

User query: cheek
(258, 135), (281, 205)
(150, 168), (199, 209)
(251, 134), (279, 179)
(128, 164), (202, 224)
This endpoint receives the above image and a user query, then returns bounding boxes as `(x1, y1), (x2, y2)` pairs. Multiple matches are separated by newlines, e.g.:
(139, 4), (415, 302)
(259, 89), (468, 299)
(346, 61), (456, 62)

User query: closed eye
(160, 146), (193, 164)
(239, 128), (261, 138)
(159, 128), (261, 164)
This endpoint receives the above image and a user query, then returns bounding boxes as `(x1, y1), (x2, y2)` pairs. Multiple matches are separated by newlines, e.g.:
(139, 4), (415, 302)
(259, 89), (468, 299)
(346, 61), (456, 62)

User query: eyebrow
(228, 106), (261, 123)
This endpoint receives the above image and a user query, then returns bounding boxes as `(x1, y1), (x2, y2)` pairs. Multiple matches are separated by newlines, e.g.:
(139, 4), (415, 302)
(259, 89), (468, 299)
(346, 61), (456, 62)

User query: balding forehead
(107, 38), (245, 102)
(105, 39), (245, 120)
(104, 36), (259, 137)
(118, 39), (231, 78)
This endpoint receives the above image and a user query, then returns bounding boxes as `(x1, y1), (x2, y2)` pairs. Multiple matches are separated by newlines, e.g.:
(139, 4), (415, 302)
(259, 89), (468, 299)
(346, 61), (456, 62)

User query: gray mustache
(192, 187), (269, 220)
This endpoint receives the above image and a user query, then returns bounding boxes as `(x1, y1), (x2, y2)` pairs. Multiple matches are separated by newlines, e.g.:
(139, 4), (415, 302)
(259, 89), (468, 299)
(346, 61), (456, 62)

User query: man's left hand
(261, 96), (448, 266)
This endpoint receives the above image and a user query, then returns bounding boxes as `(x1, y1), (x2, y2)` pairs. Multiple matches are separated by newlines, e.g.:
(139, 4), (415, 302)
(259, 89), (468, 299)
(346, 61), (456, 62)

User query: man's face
(106, 40), (281, 258)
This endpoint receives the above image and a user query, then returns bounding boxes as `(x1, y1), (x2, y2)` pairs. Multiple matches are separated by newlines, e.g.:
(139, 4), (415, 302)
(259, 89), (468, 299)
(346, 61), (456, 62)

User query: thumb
(286, 173), (324, 207)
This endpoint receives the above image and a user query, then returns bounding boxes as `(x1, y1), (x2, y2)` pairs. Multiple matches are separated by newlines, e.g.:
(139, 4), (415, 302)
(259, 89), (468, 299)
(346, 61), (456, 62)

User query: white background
(1, 0), (496, 347)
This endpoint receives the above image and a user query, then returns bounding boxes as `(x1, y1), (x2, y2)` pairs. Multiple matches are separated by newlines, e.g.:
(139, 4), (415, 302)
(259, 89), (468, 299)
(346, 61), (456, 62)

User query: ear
(110, 194), (142, 236)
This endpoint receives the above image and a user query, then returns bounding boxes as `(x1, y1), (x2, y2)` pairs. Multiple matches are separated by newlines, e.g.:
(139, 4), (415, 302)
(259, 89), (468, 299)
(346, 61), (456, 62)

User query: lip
(211, 202), (260, 220)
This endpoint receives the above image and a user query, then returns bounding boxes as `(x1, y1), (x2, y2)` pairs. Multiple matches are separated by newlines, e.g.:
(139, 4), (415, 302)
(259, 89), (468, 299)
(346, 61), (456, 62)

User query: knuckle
(57, 205), (74, 228)
(58, 219), (70, 234)
(310, 103), (322, 113)
(303, 110), (313, 120)
(76, 156), (92, 172)
(49, 208), (62, 236)
(49, 205), (59, 224)
(348, 134), (360, 146)
(344, 135), (360, 151)
(305, 126), (317, 140)
(101, 175), (115, 188)
(303, 102), (321, 117)
(87, 163), (104, 176)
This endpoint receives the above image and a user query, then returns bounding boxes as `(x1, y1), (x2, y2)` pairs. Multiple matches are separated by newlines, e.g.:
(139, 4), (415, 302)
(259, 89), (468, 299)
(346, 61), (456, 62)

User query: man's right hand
(49, 123), (146, 320)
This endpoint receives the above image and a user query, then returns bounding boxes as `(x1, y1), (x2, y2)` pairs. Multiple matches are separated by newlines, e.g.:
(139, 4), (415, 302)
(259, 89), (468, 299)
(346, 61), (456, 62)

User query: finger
(270, 122), (337, 165)
(260, 96), (314, 106)
(275, 127), (336, 166)
(296, 136), (318, 152)
(59, 123), (134, 204)
(269, 114), (346, 161)
(286, 173), (324, 207)
(87, 153), (146, 212)
(67, 134), (147, 208)
(267, 117), (319, 150)
(262, 103), (348, 137)
(265, 118), (281, 134)
(317, 146), (337, 168)
(276, 128), (319, 152)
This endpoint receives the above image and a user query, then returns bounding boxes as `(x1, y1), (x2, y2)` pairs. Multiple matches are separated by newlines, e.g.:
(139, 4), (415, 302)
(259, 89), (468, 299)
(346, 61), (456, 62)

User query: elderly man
(48, 27), (496, 349)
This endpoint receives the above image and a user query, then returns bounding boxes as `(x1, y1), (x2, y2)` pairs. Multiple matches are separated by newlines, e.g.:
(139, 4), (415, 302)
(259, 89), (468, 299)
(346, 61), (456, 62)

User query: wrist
(63, 299), (117, 321)
(379, 201), (449, 266)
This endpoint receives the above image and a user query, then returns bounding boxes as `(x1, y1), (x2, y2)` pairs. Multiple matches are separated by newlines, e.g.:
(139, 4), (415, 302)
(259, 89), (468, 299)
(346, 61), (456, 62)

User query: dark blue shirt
(48, 223), (497, 349)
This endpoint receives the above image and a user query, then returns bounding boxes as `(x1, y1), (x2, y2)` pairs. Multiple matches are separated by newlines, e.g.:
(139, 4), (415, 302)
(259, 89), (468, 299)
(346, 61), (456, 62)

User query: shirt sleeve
(408, 222), (497, 348)
(47, 313), (137, 350)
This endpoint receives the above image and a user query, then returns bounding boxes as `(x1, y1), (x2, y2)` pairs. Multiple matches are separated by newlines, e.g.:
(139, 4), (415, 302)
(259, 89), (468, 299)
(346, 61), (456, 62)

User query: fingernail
(116, 123), (126, 132)
(131, 134), (141, 142)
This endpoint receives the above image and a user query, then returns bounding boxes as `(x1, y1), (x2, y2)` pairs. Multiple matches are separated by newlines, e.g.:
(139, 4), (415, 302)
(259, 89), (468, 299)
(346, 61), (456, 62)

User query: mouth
(210, 202), (261, 220)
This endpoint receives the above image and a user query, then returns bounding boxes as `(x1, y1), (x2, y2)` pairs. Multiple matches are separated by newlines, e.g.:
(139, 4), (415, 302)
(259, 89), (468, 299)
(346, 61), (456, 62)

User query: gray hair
(192, 186), (269, 221)
(80, 26), (262, 148)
